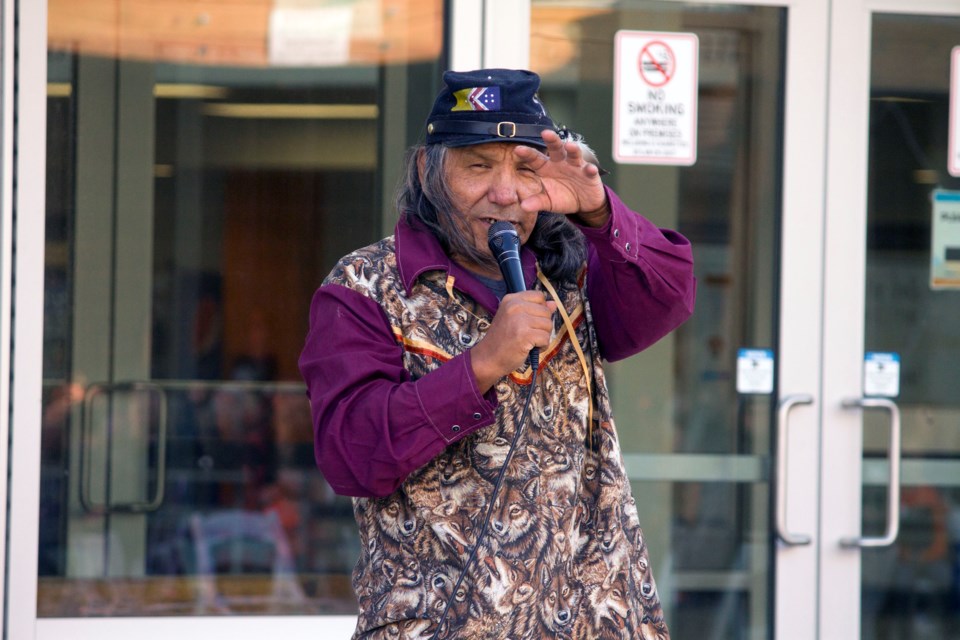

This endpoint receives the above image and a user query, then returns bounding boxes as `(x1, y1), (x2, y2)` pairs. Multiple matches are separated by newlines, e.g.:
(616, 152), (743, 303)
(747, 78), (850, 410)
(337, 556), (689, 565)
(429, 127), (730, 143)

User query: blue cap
(425, 69), (556, 148)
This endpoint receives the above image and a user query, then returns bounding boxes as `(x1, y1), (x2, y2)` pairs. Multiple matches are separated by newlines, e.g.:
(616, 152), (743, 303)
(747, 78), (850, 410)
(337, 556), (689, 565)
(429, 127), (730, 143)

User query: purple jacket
(299, 187), (695, 497)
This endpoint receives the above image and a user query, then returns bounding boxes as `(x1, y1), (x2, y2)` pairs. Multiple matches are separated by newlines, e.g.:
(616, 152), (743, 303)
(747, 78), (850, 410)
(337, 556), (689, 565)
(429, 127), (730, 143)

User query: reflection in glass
(41, 1), (444, 617)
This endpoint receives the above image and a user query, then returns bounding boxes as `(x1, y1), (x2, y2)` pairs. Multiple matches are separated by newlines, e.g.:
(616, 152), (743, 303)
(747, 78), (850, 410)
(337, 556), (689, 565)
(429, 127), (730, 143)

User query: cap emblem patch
(452, 86), (501, 112)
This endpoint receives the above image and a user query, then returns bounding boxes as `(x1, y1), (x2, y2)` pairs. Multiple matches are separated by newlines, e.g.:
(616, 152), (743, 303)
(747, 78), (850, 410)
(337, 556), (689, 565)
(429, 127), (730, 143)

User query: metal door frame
(6, 0), (48, 637)
(0, 0), (18, 627)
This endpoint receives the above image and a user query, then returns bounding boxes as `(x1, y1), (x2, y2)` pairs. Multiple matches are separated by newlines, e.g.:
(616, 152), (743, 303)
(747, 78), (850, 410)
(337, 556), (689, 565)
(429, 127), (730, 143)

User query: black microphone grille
(487, 221), (518, 253)
(488, 220), (517, 236)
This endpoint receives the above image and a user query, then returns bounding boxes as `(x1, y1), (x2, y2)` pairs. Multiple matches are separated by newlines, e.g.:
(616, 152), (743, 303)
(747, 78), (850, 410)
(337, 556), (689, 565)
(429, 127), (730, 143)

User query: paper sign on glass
(864, 352), (900, 398)
(931, 190), (960, 289)
(737, 348), (774, 395)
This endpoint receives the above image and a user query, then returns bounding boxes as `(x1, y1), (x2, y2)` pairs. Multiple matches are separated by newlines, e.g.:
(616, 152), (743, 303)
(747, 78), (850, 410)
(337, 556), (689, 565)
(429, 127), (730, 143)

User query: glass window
(42, 1), (445, 617)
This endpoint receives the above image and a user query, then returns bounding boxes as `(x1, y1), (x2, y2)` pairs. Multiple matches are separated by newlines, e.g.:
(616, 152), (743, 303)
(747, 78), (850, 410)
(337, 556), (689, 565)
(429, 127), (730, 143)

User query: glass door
(30, 0), (960, 638)
(821, 2), (960, 638)
(8, 2), (482, 639)
(518, 1), (830, 638)
(9, 1), (834, 636)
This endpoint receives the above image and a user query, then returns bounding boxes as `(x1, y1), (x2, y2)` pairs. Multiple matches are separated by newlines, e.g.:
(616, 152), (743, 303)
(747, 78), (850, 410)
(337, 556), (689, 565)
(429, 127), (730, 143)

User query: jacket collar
(394, 215), (538, 314)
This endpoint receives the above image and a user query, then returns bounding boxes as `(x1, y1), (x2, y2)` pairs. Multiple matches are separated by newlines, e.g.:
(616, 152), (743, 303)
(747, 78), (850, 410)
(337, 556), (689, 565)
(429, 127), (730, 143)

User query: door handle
(840, 397), (901, 548)
(776, 394), (814, 545)
(80, 382), (168, 514)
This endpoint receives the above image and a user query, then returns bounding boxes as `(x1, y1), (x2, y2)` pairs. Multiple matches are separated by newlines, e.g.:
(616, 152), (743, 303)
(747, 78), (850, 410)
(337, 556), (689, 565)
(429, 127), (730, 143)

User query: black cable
(430, 348), (540, 640)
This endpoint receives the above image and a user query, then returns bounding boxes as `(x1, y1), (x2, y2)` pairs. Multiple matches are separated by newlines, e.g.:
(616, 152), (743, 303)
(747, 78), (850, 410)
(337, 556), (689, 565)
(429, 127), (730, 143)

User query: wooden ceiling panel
(48, 0), (442, 67)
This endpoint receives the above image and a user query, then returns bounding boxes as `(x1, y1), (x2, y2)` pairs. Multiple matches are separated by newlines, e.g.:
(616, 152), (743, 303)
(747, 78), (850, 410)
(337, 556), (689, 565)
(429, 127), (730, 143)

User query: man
(299, 69), (694, 639)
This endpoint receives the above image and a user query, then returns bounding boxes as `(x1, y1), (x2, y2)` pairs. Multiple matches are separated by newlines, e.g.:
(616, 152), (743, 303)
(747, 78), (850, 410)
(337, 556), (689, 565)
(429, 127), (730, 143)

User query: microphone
(487, 221), (525, 293)
(487, 221), (539, 369)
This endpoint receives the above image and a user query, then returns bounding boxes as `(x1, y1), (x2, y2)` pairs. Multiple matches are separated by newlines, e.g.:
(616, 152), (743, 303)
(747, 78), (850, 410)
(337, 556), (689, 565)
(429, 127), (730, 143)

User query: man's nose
(487, 169), (521, 206)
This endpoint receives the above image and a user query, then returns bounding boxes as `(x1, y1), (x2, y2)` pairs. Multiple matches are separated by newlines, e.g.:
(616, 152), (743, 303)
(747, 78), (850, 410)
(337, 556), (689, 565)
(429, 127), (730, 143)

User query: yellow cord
(447, 269), (595, 445)
(537, 267), (594, 447)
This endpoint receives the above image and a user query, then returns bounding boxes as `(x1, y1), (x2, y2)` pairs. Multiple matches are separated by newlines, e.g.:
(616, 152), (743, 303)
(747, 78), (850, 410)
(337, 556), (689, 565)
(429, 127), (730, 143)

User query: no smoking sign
(614, 31), (699, 165)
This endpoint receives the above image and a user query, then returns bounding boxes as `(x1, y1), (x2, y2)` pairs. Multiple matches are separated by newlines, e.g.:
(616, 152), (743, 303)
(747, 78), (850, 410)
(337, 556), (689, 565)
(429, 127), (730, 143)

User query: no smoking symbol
(638, 40), (676, 87)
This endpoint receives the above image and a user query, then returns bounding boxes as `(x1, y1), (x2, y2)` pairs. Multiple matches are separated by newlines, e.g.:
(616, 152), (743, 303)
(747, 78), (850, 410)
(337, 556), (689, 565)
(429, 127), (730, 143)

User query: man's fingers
(504, 290), (548, 304)
(546, 140), (566, 163)
(505, 292), (555, 316)
(563, 141), (584, 165)
(540, 128), (562, 145)
(514, 144), (547, 168)
(520, 192), (551, 213)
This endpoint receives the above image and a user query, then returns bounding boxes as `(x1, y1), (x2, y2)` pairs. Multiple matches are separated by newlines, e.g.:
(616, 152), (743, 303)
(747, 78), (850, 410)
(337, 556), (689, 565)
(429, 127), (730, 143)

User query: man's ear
(416, 148), (427, 189)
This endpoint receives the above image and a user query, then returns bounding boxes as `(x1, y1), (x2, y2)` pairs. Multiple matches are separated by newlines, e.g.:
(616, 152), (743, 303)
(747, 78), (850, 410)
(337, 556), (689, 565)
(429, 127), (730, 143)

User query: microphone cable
(430, 348), (540, 640)
(431, 220), (543, 638)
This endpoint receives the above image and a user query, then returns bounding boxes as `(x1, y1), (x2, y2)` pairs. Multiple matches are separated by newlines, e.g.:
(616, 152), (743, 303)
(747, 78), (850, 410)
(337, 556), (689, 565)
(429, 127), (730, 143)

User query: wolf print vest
(326, 236), (670, 640)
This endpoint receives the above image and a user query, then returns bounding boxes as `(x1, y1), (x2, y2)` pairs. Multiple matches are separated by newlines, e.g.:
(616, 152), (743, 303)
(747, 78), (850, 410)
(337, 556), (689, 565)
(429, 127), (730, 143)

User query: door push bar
(840, 397), (901, 548)
(776, 394), (814, 546)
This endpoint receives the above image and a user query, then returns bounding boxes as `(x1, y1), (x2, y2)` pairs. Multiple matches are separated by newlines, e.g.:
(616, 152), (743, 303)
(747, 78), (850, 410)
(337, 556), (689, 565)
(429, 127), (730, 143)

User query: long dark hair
(396, 144), (587, 283)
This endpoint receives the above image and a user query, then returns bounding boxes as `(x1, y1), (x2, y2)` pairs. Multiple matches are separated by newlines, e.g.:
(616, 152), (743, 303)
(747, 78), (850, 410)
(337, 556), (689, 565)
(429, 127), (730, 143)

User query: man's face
(442, 142), (543, 270)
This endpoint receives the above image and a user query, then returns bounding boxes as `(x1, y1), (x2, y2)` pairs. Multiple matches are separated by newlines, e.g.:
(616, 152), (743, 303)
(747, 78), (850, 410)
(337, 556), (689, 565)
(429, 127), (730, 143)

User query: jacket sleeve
(298, 284), (497, 498)
(575, 186), (696, 361)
